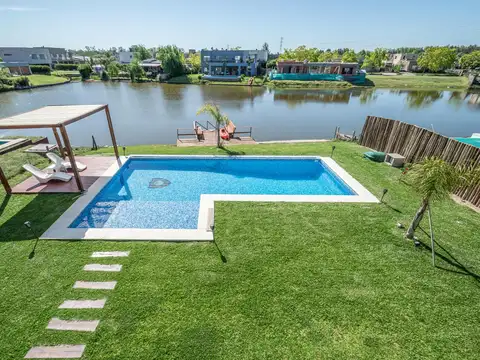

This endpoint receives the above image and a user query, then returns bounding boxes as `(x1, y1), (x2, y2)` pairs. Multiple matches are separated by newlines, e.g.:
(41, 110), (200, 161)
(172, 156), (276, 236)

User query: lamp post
(381, 188), (388, 202)
(24, 221), (40, 259)
(331, 145), (336, 158)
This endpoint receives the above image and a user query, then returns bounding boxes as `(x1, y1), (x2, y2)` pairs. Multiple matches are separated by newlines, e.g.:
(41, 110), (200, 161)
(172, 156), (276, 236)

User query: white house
(116, 51), (134, 64)
(0, 47), (53, 66)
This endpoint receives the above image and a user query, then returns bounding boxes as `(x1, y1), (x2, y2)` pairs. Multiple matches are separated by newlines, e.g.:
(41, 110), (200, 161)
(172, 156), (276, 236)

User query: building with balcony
(200, 49), (267, 80)
(0, 47), (53, 66)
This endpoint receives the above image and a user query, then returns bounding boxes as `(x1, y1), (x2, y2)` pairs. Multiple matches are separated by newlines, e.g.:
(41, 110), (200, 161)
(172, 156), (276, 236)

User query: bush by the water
(0, 73), (30, 91)
(30, 65), (51, 74)
(78, 64), (93, 80)
(54, 64), (78, 71)
(101, 70), (110, 81)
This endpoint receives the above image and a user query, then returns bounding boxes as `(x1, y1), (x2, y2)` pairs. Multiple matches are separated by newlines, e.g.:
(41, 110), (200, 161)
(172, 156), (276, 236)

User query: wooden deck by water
(12, 156), (115, 194)
(177, 130), (256, 147)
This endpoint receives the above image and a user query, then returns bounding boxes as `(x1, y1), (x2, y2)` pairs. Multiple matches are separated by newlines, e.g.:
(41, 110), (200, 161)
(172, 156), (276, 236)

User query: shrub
(240, 74), (246, 81)
(107, 62), (120, 77)
(78, 64), (93, 80)
(197, 74), (203, 80)
(54, 64), (78, 71)
(101, 70), (110, 81)
(13, 76), (30, 87)
(30, 65), (51, 74)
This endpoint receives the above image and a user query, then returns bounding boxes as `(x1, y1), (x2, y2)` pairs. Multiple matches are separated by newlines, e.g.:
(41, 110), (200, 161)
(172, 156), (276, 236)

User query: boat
(454, 133), (480, 148)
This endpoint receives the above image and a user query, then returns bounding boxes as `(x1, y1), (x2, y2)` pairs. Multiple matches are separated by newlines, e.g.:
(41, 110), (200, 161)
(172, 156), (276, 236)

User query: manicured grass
(269, 79), (353, 89)
(1, 142), (479, 359)
(367, 74), (469, 90)
(167, 74), (265, 86)
(27, 74), (69, 86)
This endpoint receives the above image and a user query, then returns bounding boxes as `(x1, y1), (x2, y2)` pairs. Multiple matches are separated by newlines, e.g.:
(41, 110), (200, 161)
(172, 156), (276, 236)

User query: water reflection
(199, 85), (266, 109)
(390, 90), (444, 108)
(273, 90), (352, 107)
(467, 93), (480, 109)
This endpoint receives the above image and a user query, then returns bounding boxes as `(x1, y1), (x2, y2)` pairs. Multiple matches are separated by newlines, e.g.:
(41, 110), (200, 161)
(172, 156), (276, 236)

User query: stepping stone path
(91, 251), (130, 258)
(59, 299), (107, 309)
(83, 264), (122, 272)
(73, 281), (117, 290)
(25, 250), (129, 358)
(47, 318), (100, 332)
(25, 345), (85, 359)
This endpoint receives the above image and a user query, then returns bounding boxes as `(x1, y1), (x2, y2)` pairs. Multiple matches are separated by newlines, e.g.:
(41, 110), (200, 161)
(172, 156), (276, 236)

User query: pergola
(0, 104), (119, 194)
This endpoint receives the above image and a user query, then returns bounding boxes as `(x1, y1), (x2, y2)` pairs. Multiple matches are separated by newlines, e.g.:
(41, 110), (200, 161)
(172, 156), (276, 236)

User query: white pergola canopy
(0, 104), (119, 193)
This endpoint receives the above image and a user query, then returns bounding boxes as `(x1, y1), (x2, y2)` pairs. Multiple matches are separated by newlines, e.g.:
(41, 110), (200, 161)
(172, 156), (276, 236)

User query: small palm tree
(196, 103), (231, 148)
(405, 157), (471, 239)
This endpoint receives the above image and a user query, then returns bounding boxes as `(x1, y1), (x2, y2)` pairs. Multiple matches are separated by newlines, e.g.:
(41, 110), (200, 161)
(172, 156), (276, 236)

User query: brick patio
(12, 156), (116, 194)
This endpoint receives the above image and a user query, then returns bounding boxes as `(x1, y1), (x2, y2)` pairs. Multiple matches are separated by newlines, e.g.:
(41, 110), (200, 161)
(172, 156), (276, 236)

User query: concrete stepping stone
(73, 281), (117, 290)
(47, 318), (99, 332)
(91, 251), (130, 258)
(83, 264), (122, 272)
(59, 299), (106, 309)
(25, 344), (85, 358)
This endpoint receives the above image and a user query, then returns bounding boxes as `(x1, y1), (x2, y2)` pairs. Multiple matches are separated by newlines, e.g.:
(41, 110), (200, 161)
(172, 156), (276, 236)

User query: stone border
(41, 155), (378, 241)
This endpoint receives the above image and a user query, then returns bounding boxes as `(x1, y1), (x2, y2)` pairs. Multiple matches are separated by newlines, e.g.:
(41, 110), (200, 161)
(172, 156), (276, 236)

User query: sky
(0, 0), (479, 51)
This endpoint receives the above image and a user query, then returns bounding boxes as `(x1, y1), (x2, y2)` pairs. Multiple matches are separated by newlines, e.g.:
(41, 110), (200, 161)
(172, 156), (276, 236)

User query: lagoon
(0, 82), (479, 146)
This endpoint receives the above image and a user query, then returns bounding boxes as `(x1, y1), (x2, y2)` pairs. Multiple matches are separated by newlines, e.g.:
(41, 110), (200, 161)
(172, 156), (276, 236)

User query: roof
(0, 105), (107, 129)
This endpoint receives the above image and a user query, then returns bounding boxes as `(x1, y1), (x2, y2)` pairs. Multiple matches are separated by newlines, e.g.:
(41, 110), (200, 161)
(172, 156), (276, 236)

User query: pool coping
(41, 155), (379, 241)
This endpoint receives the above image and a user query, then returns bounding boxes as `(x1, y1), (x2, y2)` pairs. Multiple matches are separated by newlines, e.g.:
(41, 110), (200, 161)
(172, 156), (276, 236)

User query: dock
(176, 122), (256, 147)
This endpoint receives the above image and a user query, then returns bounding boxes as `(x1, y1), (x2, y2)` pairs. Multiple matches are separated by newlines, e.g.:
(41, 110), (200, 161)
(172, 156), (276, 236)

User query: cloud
(0, 6), (46, 12)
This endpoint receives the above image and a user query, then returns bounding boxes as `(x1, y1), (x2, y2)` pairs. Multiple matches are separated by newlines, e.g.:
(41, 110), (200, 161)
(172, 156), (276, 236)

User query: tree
(128, 60), (145, 82)
(418, 47), (456, 72)
(262, 42), (270, 54)
(459, 51), (480, 70)
(78, 64), (93, 80)
(342, 50), (357, 63)
(107, 62), (120, 77)
(405, 158), (472, 239)
(266, 59), (277, 69)
(156, 45), (185, 77)
(0, 57), (3, 62)
(187, 53), (201, 73)
(362, 48), (388, 70)
(130, 45), (151, 61)
(196, 103), (231, 148)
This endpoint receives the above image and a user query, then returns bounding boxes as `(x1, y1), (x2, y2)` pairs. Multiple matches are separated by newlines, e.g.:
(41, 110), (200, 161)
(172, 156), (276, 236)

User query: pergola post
(0, 166), (11, 195)
(104, 105), (119, 160)
(52, 127), (65, 158)
(59, 125), (84, 192)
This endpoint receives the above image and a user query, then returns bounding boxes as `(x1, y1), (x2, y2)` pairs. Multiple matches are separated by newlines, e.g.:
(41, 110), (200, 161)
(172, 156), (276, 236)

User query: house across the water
(200, 49), (267, 81)
(270, 60), (366, 84)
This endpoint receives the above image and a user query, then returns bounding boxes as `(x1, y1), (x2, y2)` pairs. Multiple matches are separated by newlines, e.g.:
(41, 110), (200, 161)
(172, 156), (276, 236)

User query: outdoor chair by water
(23, 164), (72, 184)
(46, 152), (87, 173)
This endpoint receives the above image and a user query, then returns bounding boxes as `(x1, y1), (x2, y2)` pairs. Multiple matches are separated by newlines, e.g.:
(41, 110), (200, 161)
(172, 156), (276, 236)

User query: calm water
(0, 82), (479, 146)
(71, 157), (353, 229)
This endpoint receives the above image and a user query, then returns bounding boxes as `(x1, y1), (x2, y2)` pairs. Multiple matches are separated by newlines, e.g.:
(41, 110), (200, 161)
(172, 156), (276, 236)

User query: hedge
(30, 65), (51, 74)
(0, 74), (30, 91)
(54, 64), (78, 71)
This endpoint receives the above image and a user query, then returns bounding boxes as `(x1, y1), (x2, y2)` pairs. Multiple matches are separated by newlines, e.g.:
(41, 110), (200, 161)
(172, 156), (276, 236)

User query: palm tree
(405, 157), (472, 239)
(196, 103), (231, 148)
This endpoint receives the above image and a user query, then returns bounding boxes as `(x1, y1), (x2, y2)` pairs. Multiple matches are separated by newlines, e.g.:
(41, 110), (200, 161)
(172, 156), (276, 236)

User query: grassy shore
(27, 74), (69, 86)
(167, 74), (264, 86)
(366, 74), (469, 90)
(1, 141), (479, 359)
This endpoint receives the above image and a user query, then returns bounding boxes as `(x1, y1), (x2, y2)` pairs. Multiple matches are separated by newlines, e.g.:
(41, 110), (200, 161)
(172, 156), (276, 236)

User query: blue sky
(1, 0), (479, 51)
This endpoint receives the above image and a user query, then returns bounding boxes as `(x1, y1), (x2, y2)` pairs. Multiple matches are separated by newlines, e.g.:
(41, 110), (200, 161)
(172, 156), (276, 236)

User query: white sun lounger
(23, 164), (72, 184)
(46, 152), (87, 173)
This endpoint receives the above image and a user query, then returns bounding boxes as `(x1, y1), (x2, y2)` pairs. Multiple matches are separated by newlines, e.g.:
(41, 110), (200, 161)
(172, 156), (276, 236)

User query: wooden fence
(359, 116), (480, 207)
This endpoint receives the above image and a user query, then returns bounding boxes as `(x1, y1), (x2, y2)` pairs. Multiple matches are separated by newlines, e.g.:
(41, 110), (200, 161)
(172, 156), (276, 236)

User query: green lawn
(167, 74), (265, 86)
(366, 74), (469, 90)
(27, 74), (69, 86)
(1, 142), (479, 359)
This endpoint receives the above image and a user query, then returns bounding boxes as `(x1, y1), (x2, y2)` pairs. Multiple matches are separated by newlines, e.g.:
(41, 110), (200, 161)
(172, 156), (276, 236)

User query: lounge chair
(23, 164), (72, 184)
(225, 121), (236, 138)
(46, 152), (87, 173)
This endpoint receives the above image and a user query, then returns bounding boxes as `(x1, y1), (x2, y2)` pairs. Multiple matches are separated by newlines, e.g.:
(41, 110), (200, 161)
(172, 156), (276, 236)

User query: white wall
(117, 51), (134, 64)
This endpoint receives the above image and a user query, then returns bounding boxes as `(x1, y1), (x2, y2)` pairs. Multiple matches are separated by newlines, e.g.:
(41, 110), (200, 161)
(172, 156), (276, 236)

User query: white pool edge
(41, 155), (379, 241)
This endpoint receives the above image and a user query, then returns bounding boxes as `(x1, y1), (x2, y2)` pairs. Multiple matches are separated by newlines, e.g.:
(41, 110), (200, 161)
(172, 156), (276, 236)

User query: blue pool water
(70, 157), (355, 229)
(0, 140), (8, 145)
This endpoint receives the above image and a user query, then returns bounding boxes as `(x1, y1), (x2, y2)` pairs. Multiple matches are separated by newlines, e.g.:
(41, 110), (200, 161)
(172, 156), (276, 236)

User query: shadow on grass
(219, 146), (245, 156)
(417, 225), (480, 283)
(0, 193), (78, 243)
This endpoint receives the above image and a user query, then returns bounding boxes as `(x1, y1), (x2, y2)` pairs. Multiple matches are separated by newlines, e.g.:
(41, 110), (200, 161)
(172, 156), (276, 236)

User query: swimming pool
(43, 156), (378, 241)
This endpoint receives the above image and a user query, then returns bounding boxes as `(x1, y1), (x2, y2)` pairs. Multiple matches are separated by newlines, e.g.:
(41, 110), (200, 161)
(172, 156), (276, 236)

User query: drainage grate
(149, 178), (171, 189)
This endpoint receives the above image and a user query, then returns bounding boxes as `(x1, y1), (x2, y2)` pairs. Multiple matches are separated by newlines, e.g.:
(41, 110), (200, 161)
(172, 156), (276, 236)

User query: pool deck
(12, 156), (116, 194)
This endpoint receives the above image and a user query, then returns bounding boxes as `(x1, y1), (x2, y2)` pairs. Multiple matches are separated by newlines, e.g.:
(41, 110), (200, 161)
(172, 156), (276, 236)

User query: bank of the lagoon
(0, 82), (479, 146)
(1, 141), (480, 359)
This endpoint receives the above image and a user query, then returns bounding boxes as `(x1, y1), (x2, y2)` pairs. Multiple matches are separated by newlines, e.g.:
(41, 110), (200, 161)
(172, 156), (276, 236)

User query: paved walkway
(24, 250), (130, 359)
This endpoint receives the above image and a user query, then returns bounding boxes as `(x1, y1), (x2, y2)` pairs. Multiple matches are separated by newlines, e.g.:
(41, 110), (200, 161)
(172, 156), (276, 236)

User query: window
(235, 56), (241, 62)
(39, 54), (46, 60)
(204, 56), (210, 62)
(31, 54), (38, 59)
(3, 53), (12, 56)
